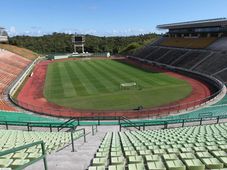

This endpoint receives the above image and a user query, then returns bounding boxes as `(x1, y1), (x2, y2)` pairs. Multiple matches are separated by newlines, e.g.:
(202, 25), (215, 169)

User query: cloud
(6, 26), (154, 37)
(7, 26), (17, 36)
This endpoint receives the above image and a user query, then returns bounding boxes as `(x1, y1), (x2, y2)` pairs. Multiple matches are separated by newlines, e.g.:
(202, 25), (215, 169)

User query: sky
(1, 0), (227, 37)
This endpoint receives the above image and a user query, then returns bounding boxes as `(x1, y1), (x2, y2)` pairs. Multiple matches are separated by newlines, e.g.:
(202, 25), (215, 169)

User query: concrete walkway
(26, 126), (119, 170)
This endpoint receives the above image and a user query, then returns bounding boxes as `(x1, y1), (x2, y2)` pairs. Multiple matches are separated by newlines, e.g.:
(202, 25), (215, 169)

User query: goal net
(120, 82), (137, 90)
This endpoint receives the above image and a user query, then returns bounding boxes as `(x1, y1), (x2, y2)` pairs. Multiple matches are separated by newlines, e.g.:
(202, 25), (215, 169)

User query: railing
(119, 115), (227, 131)
(57, 118), (77, 132)
(0, 141), (47, 170)
(0, 120), (75, 132)
(70, 128), (87, 152)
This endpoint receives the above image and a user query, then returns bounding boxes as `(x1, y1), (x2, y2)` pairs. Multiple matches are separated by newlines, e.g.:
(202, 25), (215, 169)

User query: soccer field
(44, 59), (192, 111)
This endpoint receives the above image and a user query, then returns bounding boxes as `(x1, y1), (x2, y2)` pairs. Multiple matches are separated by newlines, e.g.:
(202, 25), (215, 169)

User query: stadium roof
(157, 18), (227, 30)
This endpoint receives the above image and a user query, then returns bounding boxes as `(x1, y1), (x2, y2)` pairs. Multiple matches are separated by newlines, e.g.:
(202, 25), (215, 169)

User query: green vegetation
(9, 33), (159, 55)
(44, 59), (192, 111)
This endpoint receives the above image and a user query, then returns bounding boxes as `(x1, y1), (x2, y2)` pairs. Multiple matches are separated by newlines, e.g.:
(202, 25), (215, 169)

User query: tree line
(9, 33), (159, 55)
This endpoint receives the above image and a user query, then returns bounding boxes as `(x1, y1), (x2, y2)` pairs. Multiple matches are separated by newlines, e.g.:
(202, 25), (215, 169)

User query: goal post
(120, 82), (137, 90)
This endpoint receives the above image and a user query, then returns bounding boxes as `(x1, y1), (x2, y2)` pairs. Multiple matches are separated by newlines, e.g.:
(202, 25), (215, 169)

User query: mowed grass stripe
(45, 63), (64, 98)
(109, 60), (167, 86)
(83, 61), (121, 91)
(95, 60), (152, 87)
(44, 59), (192, 110)
(69, 62), (99, 94)
(75, 61), (110, 93)
(87, 61), (123, 90)
(64, 62), (89, 96)
(111, 60), (180, 85)
(94, 60), (134, 83)
(89, 60), (133, 83)
(58, 63), (77, 97)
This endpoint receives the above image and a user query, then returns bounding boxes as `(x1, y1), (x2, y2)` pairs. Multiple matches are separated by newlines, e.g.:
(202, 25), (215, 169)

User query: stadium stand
(145, 47), (170, 61)
(0, 129), (84, 169)
(172, 51), (212, 69)
(207, 37), (227, 51)
(0, 44), (39, 60)
(156, 49), (187, 65)
(194, 53), (227, 75)
(0, 49), (32, 111)
(159, 37), (217, 49)
(88, 123), (227, 170)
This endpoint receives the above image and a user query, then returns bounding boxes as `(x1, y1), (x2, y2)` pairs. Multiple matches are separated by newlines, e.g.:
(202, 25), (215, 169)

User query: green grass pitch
(44, 59), (192, 111)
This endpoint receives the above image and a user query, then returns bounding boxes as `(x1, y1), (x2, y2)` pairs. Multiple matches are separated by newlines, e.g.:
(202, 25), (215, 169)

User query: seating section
(146, 48), (170, 61)
(159, 37), (217, 49)
(0, 49), (31, 111)
(194, 53), (227, 75)
(215, 69), (227, 83)
(156, 49), (187, 65)
(0, 129), (84, 169)
(132, 44), (227, 83)
(173, 51), (211, 69)
(88, 123), (227, 170)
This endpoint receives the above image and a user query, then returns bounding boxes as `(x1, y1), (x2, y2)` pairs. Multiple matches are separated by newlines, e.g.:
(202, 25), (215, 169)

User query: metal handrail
(0, 141), (47, 170)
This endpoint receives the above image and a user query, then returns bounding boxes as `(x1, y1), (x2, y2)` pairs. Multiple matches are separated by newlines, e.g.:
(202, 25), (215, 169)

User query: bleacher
(0, 49), (31, 111)
(0, 129), (84, 169)
(88, 123), (227, 170)
(194, 53), (227, 75)
(159, 37), (217, 49)
(156, 49), (187, 65)
(172, 51), (211, 69)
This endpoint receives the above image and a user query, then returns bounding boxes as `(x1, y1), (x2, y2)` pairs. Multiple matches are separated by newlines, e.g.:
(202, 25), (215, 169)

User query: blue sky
(1, 0), (227, 36)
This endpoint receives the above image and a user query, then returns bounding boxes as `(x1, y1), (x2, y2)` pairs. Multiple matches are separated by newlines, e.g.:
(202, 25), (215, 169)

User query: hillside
(9, 33), (159, 55)
(0, 44), (39, 60)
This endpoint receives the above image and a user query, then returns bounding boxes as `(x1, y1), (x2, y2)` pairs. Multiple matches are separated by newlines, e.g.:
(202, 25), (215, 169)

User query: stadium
(2, 4), (227, 170)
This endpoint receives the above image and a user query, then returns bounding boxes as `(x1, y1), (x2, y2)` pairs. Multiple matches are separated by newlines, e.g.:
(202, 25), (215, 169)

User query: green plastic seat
(153, 149), (166, 155)
(96, 152), (109, 158)
(145, 155), (161, 162)
(219, 157), (227, 167)
(206, 145), (220, 151)
(128, 156), (143, 164)
(184, 159), (205, 170)
(10, 159), (30, 169)
(165, 160), (186, 170)
(27, 153), (42, 160)
(0, 159), (13, 168)
(163, 154), (178, 161)
(12, 152), (28, 159)
(211, 150), (227, 158)
(147, 161), (166, 170)
(139, 150), (151, 156)
(128, 163), (145, 170)
(125, 151), (138, 157)
(88, 165), (106, 170)
(92, 158), (107, 166)
(179, 153), (196, 160)
(201, 158), (223, 169)
(167, 148), (180, 154)
(193, 147), (206, 152)
(111, 151), (122, 157)
(196, 151), (213, 158)
(111, 157), (125, 165)
(180, 148), (194, 153)
(108, 164), (124, 170)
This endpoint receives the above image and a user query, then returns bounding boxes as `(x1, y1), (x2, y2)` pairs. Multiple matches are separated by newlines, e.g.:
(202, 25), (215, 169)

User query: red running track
(17, 59), (211, 118)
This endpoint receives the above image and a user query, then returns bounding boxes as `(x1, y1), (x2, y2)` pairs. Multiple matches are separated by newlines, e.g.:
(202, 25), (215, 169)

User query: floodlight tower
(72, 34), (85, 53)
